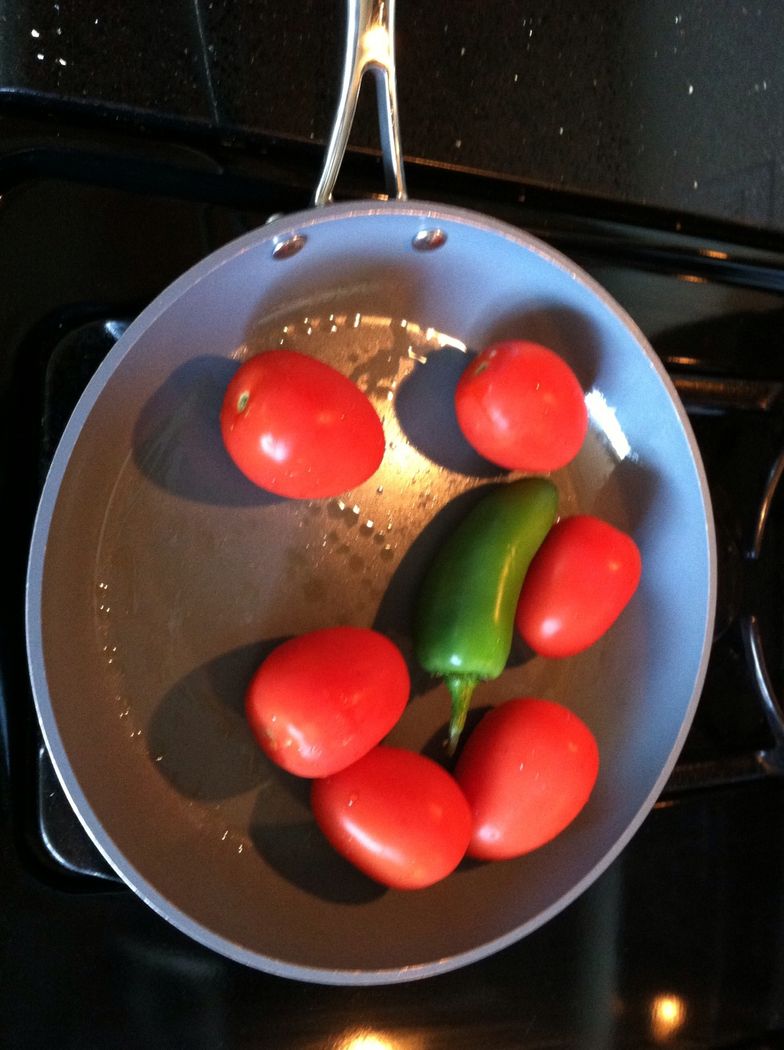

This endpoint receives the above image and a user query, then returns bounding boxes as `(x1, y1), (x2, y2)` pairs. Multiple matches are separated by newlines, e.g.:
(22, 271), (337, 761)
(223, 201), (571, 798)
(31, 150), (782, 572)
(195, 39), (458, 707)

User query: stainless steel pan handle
(313, 0), (408, 206)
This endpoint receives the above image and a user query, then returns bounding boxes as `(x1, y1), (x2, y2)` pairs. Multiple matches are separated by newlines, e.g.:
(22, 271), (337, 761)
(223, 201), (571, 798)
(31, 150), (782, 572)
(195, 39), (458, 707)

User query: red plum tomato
(454, 340), (588, 472)
(220, 349), (385, 498)
(455, 698), (599, 861)
(245, 627), (409, 778)
(311, 746), (473, 889)
(515, 515), (642, 658)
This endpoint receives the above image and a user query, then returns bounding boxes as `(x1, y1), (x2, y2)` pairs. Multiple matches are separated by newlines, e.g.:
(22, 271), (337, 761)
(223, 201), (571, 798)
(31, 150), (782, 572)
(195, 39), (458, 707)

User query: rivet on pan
(412, 228), (447, 251)
(272, 234), (307, 260)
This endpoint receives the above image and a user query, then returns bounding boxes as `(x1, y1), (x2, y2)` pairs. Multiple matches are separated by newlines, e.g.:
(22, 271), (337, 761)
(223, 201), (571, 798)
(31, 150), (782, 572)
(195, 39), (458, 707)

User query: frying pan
(26, 0), (715, 984)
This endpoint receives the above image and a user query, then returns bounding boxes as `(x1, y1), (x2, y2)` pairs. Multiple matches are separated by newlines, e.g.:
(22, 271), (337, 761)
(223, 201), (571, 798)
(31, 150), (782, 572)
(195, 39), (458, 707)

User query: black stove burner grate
(5, 130), (784, 885)
(28, 299), (784, 881)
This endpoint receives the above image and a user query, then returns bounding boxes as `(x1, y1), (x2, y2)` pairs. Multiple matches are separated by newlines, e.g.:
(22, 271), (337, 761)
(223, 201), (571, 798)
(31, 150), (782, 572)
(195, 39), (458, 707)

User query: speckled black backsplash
(2, 1), (783, 227)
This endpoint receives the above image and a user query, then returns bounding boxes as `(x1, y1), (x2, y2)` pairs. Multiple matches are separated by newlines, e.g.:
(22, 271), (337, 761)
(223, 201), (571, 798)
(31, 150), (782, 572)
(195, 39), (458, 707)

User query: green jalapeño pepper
(415, 477), (558, 753)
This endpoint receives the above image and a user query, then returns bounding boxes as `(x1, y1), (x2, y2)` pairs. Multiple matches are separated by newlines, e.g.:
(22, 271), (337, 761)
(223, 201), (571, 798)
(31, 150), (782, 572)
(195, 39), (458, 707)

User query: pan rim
(24, 198), (717, 984)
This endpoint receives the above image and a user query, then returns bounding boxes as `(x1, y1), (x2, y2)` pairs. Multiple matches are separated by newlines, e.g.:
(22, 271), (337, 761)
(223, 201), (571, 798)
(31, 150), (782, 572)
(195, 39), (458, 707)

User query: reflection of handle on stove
(313, 0), (408, 207)
(742, 448), (784, 764)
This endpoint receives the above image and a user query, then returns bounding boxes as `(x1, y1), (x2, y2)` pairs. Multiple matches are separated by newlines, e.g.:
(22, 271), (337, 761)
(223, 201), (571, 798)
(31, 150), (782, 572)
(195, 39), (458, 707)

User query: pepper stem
(444, 674), (478, 756)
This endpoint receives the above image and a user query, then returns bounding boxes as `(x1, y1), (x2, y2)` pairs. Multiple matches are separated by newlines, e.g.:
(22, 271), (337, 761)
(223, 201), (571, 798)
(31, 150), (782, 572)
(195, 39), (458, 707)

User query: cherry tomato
(454, 698), (599, 861)
(515, 515), (642, 658)
(311, 746), (473, 889)
(220, 349), (385, 498)
(454, 340), (588, 472)
(245, 627), (409, 778)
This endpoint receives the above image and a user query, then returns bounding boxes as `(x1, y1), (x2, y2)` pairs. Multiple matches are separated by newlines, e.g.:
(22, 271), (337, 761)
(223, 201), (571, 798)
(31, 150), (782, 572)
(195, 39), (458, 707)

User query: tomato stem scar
(237, 391), (250, 412)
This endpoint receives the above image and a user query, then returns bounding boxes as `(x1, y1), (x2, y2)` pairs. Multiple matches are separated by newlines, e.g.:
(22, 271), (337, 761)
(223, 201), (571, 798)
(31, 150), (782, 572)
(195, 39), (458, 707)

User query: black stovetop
(3, 70), (784, 1049)
(4, 1), (784, 233)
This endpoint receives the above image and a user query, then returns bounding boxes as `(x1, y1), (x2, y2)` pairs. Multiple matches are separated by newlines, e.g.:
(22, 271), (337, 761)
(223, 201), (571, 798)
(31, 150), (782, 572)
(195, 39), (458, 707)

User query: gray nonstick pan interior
(26, 200), (716, 983)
